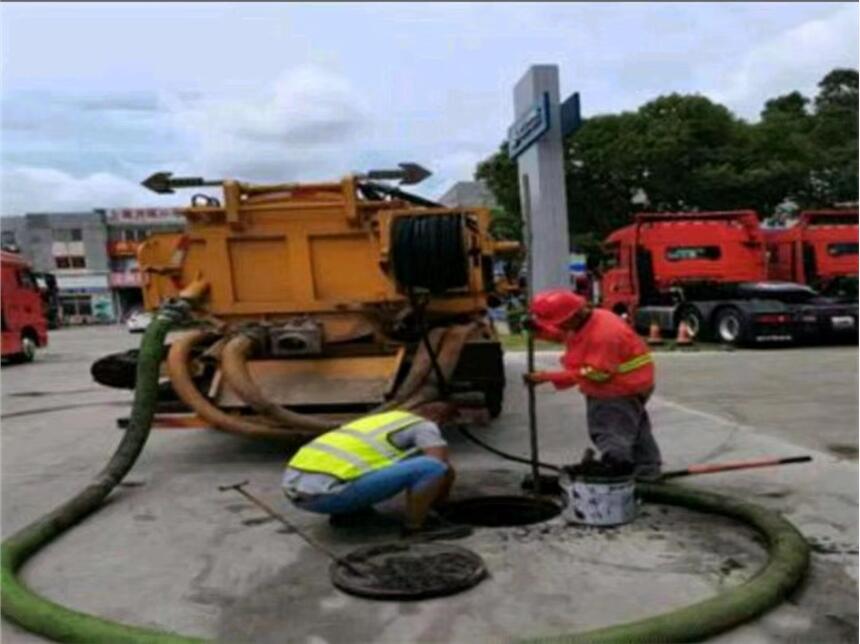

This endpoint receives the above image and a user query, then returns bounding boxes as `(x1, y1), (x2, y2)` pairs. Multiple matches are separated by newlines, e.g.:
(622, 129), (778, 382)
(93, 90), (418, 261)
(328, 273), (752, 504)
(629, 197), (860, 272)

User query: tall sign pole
(510, 65), (572, 293)
(509, 65), (580, 494)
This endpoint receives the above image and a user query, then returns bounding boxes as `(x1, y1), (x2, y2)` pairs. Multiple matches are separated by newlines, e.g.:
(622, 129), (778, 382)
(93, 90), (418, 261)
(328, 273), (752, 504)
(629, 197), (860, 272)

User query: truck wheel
(9, 333), (39, 364)
(714, 308), (747, 346)
(679, 307), (706, 341)
(20, 335), (37, 363)
(91, 349), (141, 389)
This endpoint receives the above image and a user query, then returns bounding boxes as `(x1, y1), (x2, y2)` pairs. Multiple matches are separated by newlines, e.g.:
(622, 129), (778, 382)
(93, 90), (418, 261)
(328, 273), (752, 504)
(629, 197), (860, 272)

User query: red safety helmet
(530, 289), (587, 328)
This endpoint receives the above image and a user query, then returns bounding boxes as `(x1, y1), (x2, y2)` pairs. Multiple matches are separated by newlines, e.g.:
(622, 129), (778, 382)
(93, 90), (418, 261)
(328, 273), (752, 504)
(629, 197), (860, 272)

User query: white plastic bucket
(560, 474), (637, 526)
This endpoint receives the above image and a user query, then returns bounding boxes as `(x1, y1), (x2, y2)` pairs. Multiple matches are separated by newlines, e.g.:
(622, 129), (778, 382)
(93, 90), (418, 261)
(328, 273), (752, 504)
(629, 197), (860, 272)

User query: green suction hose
(1, 302), (204, 644)
(0, 303), (809, 643)
(526, 481), (810, 643)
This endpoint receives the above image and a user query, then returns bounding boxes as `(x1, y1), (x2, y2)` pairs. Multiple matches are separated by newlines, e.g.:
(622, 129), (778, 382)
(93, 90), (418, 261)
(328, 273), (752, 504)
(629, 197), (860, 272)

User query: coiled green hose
(525, 482), (810, 643)
(1, 304), (809, 643)
(1, 304), (204, 643)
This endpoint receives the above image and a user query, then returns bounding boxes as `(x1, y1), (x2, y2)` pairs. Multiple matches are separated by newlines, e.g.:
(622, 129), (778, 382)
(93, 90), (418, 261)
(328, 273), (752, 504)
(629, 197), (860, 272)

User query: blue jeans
(297, 456), (448, 515)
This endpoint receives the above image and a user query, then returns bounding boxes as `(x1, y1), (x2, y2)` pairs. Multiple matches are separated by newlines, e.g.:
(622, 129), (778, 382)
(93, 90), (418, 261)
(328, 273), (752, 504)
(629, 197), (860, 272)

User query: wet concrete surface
(1, 327), (857, 642)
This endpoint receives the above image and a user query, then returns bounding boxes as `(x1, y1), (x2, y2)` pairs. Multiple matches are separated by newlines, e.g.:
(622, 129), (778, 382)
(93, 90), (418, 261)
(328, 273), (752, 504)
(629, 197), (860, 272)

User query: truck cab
(764, 209), (858, 298)
(1, 250), (49, 362)
(602, 211), (766, 317)
(600, 211), (857, 345)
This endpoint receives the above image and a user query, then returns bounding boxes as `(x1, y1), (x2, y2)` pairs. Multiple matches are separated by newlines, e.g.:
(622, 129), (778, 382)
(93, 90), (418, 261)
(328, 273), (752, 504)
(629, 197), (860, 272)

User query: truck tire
(8, 333), (37, 364)
(679, 306), (706, 341)
(20, 335), (36, 363)
(714, 307), (748, 346)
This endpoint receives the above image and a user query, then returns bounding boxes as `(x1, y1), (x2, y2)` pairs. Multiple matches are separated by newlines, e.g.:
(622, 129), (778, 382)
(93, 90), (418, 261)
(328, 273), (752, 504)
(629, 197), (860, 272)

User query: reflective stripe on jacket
(287, 411), (424, 481)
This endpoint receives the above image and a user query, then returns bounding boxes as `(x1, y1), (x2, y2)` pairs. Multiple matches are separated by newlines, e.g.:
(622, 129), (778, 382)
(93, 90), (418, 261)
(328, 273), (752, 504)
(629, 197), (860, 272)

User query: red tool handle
(660, 455), (812, 480)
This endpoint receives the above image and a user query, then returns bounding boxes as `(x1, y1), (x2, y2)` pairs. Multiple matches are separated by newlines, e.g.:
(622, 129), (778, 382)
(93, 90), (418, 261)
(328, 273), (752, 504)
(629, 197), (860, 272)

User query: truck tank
(92, 171), (517, 439)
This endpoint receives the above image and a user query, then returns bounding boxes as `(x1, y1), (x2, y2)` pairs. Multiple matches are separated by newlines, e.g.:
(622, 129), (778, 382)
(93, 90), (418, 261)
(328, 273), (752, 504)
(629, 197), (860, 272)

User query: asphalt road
(1, 326), (857, 643)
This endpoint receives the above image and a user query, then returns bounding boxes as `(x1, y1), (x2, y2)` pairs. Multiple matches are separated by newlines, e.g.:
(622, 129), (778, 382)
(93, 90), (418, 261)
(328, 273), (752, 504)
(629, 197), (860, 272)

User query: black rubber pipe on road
(0, 303), (205, 644)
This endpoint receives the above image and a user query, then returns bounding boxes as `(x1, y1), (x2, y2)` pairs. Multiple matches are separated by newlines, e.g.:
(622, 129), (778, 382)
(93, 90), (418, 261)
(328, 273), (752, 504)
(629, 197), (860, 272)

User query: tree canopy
(475, 68), (859, 244)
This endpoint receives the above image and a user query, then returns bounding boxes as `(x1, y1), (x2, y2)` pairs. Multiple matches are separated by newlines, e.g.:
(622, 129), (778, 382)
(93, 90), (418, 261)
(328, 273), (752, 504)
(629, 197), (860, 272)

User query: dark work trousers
(585, 391), (662, 478)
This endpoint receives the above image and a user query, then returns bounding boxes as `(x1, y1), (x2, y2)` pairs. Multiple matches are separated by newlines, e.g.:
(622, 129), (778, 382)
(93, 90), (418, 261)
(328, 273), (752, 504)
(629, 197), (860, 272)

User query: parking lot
(2, 326), (857, 642)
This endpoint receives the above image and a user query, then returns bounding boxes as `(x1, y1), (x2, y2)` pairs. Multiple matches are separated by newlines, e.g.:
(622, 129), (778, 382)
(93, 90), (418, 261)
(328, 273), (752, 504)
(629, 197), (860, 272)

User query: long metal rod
(219, 481), (367, 576)
(521, 174), (541, 494)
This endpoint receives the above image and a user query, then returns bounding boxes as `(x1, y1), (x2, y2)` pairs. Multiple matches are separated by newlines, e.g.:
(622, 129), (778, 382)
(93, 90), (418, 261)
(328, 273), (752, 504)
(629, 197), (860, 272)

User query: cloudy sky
(1, 2), (857, 215)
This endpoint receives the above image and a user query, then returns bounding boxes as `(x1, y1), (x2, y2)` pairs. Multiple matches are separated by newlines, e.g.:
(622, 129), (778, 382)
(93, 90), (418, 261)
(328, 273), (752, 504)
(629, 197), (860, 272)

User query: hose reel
(391, 214), (470, 294)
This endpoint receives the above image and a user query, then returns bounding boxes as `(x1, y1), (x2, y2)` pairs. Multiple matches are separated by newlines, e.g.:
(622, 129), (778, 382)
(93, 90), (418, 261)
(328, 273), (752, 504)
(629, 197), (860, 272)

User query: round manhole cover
(331, 542), (487, 600)
(438, 495), (561, 527)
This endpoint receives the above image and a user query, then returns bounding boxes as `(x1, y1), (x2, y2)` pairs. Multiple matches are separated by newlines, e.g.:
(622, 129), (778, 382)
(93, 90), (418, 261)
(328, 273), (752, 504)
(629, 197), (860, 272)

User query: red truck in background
(764, 209), (858, 298)
(600, 210), (858, 346)
(1, 250), (49, 363)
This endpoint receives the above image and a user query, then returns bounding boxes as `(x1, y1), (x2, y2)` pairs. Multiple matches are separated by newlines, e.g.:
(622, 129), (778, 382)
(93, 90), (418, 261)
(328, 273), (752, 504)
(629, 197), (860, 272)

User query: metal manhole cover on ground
(330, 542), (487, 600)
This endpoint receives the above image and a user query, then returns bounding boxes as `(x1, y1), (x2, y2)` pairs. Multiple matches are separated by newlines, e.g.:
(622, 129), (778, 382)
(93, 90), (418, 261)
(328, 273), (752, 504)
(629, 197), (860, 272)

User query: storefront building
(102, 208), (185, 320)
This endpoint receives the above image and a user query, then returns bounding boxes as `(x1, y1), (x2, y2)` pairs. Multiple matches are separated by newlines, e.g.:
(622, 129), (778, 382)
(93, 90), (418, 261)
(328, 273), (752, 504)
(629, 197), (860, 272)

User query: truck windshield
(827, 242), (858, 257)
(666, 246), (721, 261)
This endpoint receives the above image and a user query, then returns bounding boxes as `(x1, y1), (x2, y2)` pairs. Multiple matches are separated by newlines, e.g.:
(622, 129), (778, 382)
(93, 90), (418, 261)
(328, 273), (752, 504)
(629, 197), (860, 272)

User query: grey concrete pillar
(513, 65), (571, 294)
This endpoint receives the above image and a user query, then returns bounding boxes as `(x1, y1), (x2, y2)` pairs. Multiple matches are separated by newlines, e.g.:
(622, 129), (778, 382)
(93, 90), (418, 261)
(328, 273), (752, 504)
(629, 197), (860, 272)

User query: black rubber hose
(458, 426), (560, 472)
(391, 215), (469, 294)
(1, 303), (205, 643)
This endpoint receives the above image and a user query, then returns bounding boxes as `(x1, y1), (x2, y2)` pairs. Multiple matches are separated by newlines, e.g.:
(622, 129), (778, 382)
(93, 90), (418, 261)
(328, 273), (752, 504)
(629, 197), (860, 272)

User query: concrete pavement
(2, 327), (857, 642)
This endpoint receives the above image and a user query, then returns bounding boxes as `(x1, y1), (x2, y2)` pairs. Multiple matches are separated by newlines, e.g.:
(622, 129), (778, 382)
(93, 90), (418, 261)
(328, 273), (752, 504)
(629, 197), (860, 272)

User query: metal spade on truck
(599, 210), (858, 346)
(92, 166), (519, 438)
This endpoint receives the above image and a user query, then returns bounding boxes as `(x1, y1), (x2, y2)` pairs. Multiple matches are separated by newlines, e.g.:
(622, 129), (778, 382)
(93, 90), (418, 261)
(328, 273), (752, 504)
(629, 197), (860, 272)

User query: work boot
(401, 515), (473, 541)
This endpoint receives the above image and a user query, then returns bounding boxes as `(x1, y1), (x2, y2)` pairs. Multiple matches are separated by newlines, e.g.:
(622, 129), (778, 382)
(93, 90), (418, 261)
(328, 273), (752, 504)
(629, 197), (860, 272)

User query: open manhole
(438, 495), (561, 527)
(331, 542), (487, 600)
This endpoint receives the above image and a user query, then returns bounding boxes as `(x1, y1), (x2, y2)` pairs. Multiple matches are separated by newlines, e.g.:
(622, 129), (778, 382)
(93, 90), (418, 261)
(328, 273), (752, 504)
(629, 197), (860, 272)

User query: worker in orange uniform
(523, 289), (662, 479)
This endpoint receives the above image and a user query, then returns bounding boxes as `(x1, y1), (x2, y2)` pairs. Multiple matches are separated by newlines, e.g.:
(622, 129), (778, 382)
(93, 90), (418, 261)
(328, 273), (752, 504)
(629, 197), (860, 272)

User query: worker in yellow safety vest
(283, 403), (471, 540)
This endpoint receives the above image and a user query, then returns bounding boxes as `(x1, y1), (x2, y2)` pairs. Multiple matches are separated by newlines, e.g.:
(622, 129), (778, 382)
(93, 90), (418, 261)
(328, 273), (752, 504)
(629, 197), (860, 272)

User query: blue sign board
(507, 92), (551, 159)
(560, 92), (582, 137)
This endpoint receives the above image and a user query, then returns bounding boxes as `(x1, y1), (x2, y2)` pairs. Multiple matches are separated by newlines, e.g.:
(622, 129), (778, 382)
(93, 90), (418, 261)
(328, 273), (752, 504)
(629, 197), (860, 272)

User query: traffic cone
(646, 320), (664, 345)
(675, 320), (694, 346)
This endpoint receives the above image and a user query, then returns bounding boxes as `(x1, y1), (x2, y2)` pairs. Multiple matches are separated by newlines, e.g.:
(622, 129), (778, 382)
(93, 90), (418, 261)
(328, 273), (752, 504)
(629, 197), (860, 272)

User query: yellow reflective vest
(287, 410), (425, 481)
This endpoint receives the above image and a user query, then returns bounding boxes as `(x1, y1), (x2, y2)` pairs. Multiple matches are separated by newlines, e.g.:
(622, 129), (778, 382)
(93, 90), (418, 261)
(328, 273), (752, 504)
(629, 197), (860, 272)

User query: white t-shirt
(282, 420), (446, 498)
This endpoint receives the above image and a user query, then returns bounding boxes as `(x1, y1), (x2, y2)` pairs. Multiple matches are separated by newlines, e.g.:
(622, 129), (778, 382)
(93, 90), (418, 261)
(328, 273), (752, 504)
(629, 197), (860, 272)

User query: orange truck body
(599, 210), (857, 345)
(764, 209), (859, 293)
(126, 174), (516, 421)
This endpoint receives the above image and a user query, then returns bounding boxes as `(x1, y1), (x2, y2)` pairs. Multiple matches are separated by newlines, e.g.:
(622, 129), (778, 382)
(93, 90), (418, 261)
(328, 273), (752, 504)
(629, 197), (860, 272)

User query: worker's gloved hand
(522, 371), (547, 386)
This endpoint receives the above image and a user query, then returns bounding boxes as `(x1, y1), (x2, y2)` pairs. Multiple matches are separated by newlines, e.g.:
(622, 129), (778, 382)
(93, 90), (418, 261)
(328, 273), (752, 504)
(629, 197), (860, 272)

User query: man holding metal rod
(523, 289), (662, 480)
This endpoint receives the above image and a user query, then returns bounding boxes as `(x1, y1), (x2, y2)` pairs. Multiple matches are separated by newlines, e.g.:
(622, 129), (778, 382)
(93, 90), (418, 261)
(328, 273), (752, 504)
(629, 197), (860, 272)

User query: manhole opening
(439, 495), (561, 527)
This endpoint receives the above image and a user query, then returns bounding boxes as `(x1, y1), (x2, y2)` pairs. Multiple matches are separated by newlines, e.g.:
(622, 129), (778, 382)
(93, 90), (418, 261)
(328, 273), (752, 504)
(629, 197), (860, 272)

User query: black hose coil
(391, 215), (469, 294)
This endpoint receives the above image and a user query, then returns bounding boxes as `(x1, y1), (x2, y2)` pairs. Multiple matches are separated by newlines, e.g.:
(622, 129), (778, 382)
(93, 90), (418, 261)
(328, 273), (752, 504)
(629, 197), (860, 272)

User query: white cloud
(0, 165), (173, 214)
(712, 5), (858, 118)
(166, 66), (370, 182)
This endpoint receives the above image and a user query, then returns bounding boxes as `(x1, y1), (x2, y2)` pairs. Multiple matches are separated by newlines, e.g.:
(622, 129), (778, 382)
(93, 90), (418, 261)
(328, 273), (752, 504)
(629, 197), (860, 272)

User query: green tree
(809, 69), (858, 204)
(475, 142), (522, 241)
(474, 68), (859, 245)
(745, 90), (817, 211)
